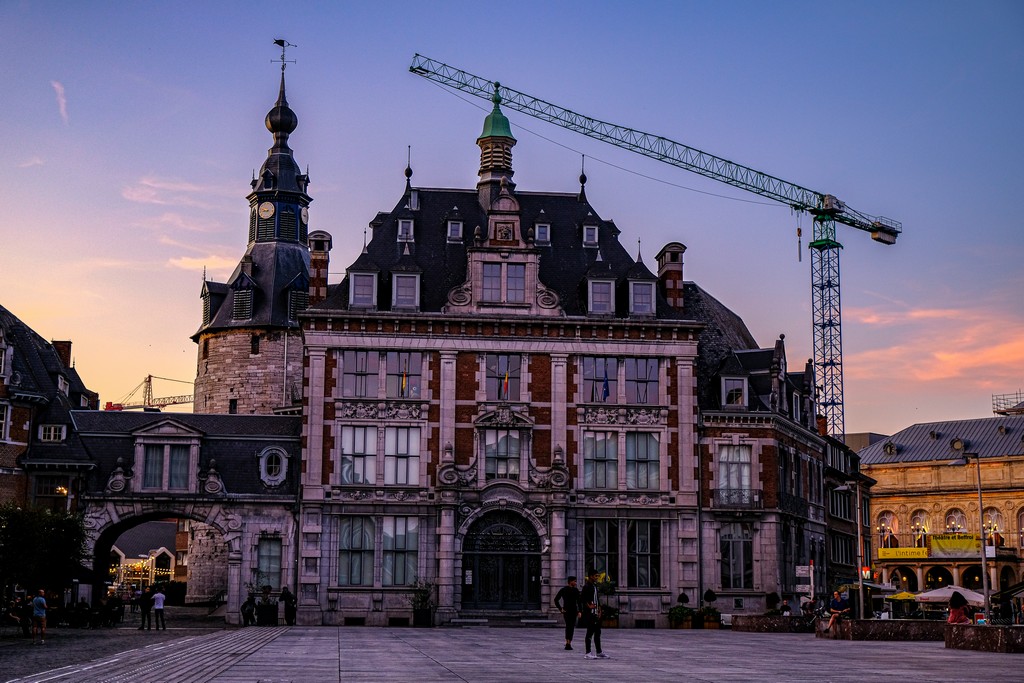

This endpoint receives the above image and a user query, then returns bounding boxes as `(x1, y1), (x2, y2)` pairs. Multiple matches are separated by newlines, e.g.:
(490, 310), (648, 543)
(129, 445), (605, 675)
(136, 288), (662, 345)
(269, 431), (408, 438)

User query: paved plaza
(3, 623), (1021, 683)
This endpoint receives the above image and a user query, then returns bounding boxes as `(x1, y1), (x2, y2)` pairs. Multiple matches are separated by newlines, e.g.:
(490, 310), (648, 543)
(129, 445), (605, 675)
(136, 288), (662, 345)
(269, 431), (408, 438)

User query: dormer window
(349, 273), (377, 308)
(447, 221), (463, 242)
(398, 219), (414, 242)
(392, 274), (420, 309)
(288, 290), (309, 320)
(232, 290), (253, 320)
(258, 446), (289, 487)
(57, 375), (70, 396)
(583, 225), (599, 246)
(40, 424), (66, 442)
(791, 392), (801, 422)
(535, 223), (550, 243)
(722, 377), (747, 408)
(481, 263), (526, 304)
(589, 280), (615, 315)
(629, 282), (655, 315)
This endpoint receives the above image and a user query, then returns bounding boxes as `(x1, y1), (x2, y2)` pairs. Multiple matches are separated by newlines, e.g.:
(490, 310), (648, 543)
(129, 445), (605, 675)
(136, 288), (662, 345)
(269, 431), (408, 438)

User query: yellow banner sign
(930, 534), (981, 558)
(878, 547), (929, 559)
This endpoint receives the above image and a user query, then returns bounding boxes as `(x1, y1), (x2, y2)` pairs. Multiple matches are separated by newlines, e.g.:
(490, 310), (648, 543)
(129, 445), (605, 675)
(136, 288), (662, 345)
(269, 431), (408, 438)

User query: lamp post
(955, 452), (989, 623)
(836, 482), (865, 619)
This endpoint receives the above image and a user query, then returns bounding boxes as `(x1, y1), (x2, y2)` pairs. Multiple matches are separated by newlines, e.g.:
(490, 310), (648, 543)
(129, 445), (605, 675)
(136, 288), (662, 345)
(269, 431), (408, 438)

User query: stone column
(226, 548), (242, 626)
(437, 494), (458, 621)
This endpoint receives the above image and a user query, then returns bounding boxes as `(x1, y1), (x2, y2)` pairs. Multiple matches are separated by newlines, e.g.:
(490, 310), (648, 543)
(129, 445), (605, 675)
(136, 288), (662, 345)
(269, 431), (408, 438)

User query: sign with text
(930, 533), (981, 558)
(795, 584), (813, 594)
(878, 547), (929, 559)
(795, 565), (811, 577)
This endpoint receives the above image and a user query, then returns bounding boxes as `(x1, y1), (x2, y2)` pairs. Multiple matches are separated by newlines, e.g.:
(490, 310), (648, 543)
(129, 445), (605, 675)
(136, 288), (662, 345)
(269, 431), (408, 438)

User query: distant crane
(409, 54), (902, 438)
(104, 375), (193, 411)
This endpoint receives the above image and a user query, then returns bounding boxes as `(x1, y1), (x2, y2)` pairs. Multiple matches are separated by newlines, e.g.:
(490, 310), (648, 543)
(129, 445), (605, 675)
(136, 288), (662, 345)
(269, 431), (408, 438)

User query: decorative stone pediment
(475, 404), (532, 428)
(132, 419), (204, 438)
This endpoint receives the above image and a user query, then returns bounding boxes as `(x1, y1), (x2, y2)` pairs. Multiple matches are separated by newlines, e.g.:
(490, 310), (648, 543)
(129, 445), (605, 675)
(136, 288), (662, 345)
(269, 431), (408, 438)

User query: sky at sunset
(2, 1), (1021, 436)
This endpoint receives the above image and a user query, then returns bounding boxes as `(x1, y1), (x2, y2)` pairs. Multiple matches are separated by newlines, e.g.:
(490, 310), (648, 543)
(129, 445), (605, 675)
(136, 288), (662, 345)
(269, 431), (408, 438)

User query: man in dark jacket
(580, 571), (610, 660)
(553, 576), (581, 650)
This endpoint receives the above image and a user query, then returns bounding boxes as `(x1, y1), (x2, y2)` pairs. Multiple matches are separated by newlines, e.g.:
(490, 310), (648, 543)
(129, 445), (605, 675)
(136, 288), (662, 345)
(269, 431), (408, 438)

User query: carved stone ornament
(583, 494), (616, 505)
(345, 490), (372, 500)
(536, 286), (559, 309)
(202, 459), (225, 494)
(583, 406), (624, 425)
(631, 495), (660, 505)
(339, 401), (379, 420)
(105, 458), (128, 493)
(528, 461), (570, 490)
(626, 408), (662, 425)
(447, 283), (472, 307)
(382, 402), (422, 420)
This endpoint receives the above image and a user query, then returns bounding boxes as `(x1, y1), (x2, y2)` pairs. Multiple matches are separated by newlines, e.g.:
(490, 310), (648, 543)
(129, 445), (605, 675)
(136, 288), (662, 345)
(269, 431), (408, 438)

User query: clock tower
(192, 60), (313, 415)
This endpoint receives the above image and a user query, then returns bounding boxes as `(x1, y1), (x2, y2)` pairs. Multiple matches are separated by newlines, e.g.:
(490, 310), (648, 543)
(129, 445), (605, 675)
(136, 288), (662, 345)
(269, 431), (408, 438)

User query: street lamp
(835, 482), (865, 619)
(951, 451), (989, 623)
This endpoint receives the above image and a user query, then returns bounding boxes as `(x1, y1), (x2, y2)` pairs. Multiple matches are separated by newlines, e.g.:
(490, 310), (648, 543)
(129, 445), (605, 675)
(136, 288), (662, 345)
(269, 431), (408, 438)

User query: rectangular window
(482, 263), (502, 302)
(40, 425), (65, 442)
(0, 348), (6, 375)
(302, 557), (319, 576)
(484, 429), (521, 480)
(630, 282), (654, 314)
(382, 516), (418, 586)
(447, 221), (463, 242)
(34, 475), (70, 512)
(350, 273), (376, 307)
(342, 351), (379, 398)
(720, 522), (754, 589)
(341, 426), (377, 485)
(485, 354), (521, 401)
(723, 378), (746, 407)
(338, 517), (375, 586)
(384, 427), (419, 485)
(143, 445), (164, 489)
(257, 537), (282, 591)
(393, 274), (419, 309)
(0, 404), (8, 441)
(397, 219), (414, 242)
(506, 264), (526, 303)
(57, 376), (70, 396)
(584, 520), (619, 581)
(717, 444), (752, 505)
(582, 357), (617, 403)
(583, 225), (599, 245)
(534, 223), (550, 243)
(627, 520), (661, 588)
(625, 358), (659, 404)
(168, 445), (189, 490)
(385, 352), (422, 399)
(589, 281), (613, 314)
(251, 335), (261, 355)
(626, 432), (659, 489)
(583, 431), (618, 489)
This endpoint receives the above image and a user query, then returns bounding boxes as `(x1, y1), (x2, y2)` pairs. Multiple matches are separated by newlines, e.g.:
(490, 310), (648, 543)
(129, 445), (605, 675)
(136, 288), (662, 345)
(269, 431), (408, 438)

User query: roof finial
(636, 238), (644, 263)
(578, 154), (588, 204)
(272, 39), (297, 74)
(405, 145), (413, 185)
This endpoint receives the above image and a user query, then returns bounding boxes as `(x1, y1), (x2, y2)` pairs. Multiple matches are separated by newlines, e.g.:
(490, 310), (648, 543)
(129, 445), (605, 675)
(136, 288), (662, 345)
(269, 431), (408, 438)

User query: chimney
(308, 230), (333, 305)
(52, 340), (72, 368)
(656, 242), (687, 310)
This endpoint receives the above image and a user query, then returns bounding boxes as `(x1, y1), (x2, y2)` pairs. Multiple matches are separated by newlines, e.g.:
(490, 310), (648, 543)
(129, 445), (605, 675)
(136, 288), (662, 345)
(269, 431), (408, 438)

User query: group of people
(553, 571), (611, 660)
(1, 589), (53, 644)
(241, 586), (296, 627)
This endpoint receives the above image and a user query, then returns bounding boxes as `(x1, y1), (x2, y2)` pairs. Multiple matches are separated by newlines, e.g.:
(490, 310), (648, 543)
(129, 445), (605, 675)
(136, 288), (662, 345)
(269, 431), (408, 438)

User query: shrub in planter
(668, 605), (695, 628)
(408, 579), (436, 627)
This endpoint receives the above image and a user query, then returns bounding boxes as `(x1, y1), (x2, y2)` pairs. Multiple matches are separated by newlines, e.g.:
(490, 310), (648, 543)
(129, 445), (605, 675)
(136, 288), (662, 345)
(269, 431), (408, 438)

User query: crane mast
(410, 54), (901, 438)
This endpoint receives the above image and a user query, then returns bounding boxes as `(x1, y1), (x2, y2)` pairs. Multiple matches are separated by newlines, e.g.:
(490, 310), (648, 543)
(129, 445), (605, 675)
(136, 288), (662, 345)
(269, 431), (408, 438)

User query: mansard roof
(859, 414), (1024, 465)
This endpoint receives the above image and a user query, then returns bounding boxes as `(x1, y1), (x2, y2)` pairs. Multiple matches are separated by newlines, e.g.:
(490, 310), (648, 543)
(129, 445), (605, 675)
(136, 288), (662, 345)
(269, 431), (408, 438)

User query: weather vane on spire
(272, 39), (297, 73)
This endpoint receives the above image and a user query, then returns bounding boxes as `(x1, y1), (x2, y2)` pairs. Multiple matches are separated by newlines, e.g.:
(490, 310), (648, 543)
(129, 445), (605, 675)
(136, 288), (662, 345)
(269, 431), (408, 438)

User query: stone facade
(194, 329), (304, 414)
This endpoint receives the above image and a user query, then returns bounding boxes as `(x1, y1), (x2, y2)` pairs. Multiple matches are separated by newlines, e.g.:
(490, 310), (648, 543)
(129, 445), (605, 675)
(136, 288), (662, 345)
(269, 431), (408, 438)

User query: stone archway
(460, 510), (543, 610)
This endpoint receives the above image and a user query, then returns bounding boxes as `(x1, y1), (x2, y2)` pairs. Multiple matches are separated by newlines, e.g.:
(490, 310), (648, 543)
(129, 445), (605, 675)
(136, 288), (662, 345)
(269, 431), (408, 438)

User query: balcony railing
(712, 488), (762, 509)
(778, 491), (810, 517)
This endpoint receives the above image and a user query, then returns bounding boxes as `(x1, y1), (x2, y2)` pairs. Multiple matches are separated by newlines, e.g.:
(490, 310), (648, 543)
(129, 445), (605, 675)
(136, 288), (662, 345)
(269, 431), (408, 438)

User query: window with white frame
(338, 516), (374, 586)
(342, 350), (379, 398)
(0, 404), (8, 441)
(717, 444), (752, 503)
(582, 356), (617, 403)
(534, 223), (550, 243)
(721, 522), (754, 589)
(583, 225), (599, 245)
(257, 536), (282, 590)
(39, 424), (66, 442)
(386, 351), (422, 399)
(722, 377), (746, 407)
(791, 392), (801, 422)
(485, 354), (521, 401)
(349, 273), (377, 308)
(392, 274), (419, 309)
(447, 220), (463, 242)
(629, 281), (655, 315)
(142, 443), (191, 491)
(384, 427), (419, 485)
(0, 345), (6, 376)
(627, 520), (661, 588)
(583, 431), (617, 489)
(382, 516), (418, 586)
(397, 219), (414, 242)
(340, 426), (377, 485)
(57, 375), (69, 396)
(625, 358), (659, 404)
(589, 280), (614, 314)
(626, 432), (659, 489)
(258, 446), (288, 487)
(483, 429), (521, 480)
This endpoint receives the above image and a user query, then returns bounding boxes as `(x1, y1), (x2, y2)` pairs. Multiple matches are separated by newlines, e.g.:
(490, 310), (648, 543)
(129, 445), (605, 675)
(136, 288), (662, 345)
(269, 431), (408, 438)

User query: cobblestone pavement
(3, 622), (1023, 683)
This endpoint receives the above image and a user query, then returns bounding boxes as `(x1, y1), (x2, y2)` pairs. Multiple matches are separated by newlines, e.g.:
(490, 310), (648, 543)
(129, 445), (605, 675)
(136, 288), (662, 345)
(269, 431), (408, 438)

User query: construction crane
(409, 54), (901, 439)
(104, 375), (193, 411)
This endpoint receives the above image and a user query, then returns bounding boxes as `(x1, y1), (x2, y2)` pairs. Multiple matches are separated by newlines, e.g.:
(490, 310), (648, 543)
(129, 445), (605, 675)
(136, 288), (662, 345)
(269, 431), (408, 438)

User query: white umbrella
(915, 585), (985, 607)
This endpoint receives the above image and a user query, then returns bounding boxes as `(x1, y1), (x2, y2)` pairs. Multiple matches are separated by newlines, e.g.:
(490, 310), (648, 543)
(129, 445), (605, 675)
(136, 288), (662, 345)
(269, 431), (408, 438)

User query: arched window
(258, 447), (289, 487)
(945, 508), (968, 533)
(877, 511), (899, 548)
(983, 507), (1005, 546)
(910, 510), (929, 548)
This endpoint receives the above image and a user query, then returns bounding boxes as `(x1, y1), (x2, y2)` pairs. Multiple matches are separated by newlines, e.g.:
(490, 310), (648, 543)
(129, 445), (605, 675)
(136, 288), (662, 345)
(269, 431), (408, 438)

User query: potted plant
(700, 589), (720, 629)
(408, 579), (436, 627)
(595, 573), (618, 627)
(668, 592), (693, 628)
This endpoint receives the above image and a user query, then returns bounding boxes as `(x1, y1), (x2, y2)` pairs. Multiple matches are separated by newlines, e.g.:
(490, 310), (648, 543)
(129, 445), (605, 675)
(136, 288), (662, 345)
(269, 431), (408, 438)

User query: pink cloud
(51, 80), (68, 125)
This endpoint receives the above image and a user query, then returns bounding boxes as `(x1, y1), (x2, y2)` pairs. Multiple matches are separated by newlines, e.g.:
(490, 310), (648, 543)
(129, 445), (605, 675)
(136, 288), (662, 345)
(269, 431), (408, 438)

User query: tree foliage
(0, 504), (87, 595)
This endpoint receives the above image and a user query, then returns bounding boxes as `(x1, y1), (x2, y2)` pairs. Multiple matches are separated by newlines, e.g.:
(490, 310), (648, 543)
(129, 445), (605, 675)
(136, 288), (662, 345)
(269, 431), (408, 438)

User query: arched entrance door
(462, 512), (541, 610)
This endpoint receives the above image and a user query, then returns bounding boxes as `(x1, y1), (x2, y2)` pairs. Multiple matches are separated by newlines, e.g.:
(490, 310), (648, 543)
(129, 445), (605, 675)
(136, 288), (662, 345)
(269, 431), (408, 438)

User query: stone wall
(186, 521), (228, 604)
(194, 329), (303, 414)
(946, 624), (1024, 653)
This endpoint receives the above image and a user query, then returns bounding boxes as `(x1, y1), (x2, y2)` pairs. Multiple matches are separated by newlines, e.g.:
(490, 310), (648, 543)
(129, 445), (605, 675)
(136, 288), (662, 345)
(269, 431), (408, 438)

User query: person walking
(580, 570), (609, 660)
(280, 586), (297, 626)
(553, 576), (581, 650)
(151, 586), (167, 630)
(138, 586), (153, 630)
(31, 589), (48, 645)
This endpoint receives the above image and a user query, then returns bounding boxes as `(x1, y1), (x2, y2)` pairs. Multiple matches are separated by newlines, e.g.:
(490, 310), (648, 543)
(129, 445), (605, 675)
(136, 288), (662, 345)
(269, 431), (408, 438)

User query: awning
(836, 582), (896, 594)
(992, 580), (1024, 601)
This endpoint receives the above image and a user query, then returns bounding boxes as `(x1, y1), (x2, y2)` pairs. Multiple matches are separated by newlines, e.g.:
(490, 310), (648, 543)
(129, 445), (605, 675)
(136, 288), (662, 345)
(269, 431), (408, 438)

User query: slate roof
(314, 186), (687, 320)
(112, 520), (177, 558)
(859, 414), (1024, 465)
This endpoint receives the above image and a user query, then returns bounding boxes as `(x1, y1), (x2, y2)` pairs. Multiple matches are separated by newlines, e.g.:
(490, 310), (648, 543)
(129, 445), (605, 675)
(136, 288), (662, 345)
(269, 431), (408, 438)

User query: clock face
(258, 202), (275, 219)
(300, 207), (309, 225)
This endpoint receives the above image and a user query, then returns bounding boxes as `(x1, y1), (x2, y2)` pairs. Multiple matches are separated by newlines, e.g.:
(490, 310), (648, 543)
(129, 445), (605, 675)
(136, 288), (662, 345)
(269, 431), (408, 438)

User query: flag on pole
(401, 369), (407, 397)
(503, 369), (509, 399)
(602, 369), (610, 401)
